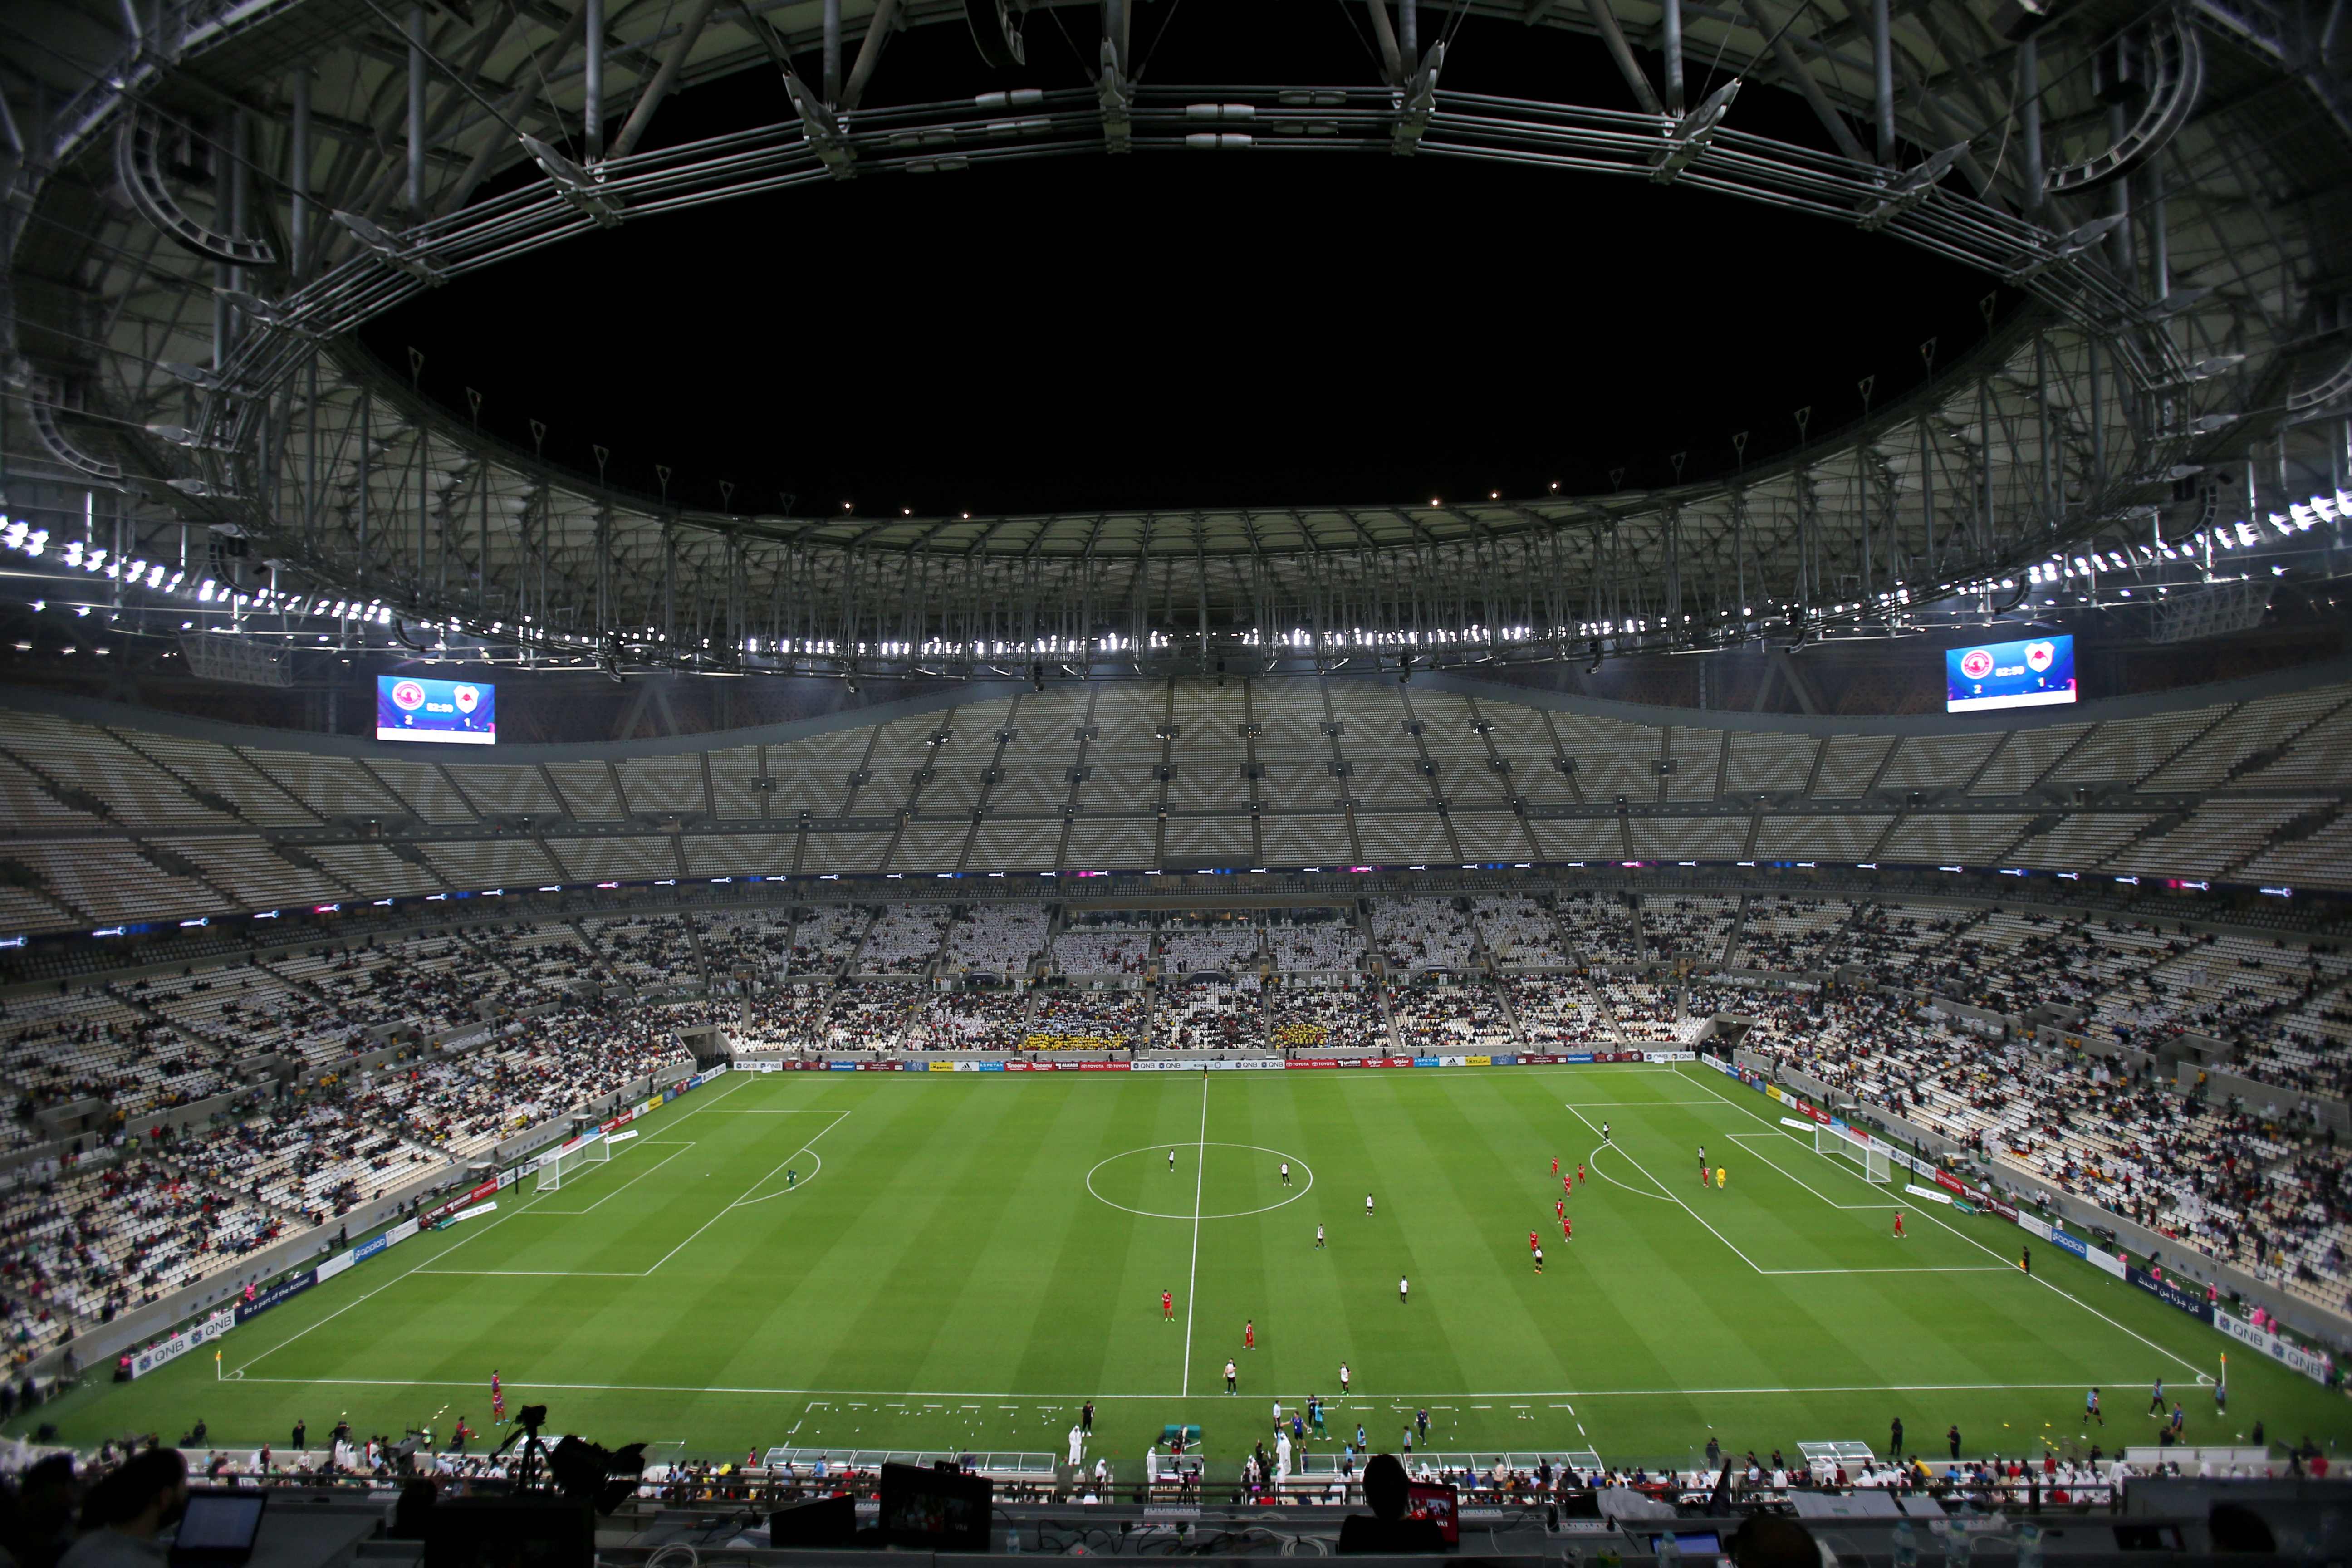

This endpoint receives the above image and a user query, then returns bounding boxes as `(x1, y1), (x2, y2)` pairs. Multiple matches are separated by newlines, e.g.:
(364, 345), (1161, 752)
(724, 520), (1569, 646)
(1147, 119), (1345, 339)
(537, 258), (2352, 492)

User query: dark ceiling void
(364, 1), (2011, 519)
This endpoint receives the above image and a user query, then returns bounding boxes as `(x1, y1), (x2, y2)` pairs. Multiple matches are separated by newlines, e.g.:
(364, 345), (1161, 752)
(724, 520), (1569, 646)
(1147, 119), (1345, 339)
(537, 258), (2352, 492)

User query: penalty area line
(1565, 1104), (1757, 1272)
(225, 1071), (778, 1375)
(638, 1109), (851, 1275)
(1725, 1131), (1901, 1211)
(526, 1140), (698, 1216)
(227, 1173), (550, 1376)
(1673, 1062), (2209, 1379)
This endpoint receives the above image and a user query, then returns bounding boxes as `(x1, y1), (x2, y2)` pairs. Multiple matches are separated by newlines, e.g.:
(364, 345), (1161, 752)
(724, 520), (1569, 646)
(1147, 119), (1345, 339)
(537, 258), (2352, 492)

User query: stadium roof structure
(4, 0), (2350, 683)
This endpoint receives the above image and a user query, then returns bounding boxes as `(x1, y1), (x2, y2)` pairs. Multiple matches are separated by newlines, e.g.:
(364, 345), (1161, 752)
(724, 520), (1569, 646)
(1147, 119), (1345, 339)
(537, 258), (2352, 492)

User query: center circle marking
(1085, 1142), (1316, 1220)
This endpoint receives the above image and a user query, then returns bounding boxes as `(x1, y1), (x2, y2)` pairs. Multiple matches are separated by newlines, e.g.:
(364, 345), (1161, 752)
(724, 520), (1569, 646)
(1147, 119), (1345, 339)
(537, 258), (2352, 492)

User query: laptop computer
(168, 1490), (268, 1568)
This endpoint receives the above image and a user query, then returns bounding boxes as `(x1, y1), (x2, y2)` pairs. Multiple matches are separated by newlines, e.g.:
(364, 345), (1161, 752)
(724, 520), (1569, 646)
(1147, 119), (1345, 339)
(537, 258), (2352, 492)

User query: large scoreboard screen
(1945, 635), (2076, 714)
(377, 676), (497, 744)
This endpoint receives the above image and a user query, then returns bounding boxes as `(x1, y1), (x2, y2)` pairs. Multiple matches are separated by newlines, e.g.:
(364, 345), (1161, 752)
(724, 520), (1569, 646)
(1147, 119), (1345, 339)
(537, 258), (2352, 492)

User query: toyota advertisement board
(1945, 635), (2076, 714)
(377, 676), (497, 744)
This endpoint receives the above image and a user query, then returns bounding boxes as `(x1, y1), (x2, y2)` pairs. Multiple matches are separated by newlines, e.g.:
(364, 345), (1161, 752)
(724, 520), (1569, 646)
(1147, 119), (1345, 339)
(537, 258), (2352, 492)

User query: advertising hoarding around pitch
(377, 675), (497, 744)
(1944, 635), (2076, 713)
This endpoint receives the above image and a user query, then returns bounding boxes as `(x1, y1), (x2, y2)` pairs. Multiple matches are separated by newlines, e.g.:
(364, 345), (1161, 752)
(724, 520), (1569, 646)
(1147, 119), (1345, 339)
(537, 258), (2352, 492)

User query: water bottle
(1892, 1519), (1919, 1568)
(1942, 1518), (1975, 1568)
(2016, 1520), (2043, 1568)
(1657, 1530), (1683, 1568)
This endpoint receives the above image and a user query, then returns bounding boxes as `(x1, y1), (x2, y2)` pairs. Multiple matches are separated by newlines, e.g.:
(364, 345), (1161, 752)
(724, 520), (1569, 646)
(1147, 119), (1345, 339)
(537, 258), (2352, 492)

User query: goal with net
(535, 1133), (609, 1192)
(1814, 1123), (1891, 1184)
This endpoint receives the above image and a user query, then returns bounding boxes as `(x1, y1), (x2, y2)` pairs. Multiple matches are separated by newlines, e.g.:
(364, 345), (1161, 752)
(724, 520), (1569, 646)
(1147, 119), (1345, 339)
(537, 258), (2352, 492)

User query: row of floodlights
(0, 519), (397, 626)
(6, 488), (2343, 661)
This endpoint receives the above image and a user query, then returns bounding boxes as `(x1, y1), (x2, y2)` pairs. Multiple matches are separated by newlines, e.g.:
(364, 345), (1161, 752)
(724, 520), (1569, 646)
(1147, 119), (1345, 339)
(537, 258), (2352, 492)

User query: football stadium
(2, 0), (2351, 1558)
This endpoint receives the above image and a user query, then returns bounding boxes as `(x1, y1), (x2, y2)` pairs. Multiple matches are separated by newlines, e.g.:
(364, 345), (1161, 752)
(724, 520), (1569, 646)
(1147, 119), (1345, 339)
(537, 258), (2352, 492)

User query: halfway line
(1180, 1072), (1210, 1397)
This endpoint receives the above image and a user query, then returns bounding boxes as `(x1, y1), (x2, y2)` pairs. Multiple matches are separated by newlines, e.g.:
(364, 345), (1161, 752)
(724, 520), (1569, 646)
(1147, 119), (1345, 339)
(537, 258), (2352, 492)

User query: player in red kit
(1244, 1319), (1255, 1350)
(1528, 1230), (1539, 1254)
(1893, 1213), (1906, 1239)
(1163, 1290), (1174, 1319)
(1576, 1163), (1585, 1183)
(1563, 1174), (1571, 1196)
(1551, 1156), (1558, 1176)
(1556, 1198), (1564, 1221)
(491, 1370), (505, 1426)
(1562, 1217), (1572, 1241)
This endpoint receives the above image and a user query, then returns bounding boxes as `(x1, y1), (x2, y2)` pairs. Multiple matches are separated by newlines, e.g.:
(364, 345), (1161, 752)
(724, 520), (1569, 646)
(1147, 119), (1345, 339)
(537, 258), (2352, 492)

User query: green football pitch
(23, 1063), (2349, 1473)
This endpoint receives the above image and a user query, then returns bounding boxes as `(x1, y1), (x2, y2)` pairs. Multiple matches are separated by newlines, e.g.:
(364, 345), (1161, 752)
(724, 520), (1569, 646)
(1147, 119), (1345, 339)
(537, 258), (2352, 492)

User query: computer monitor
(168, 1490), (267, 1568)
(422, 1498), (594, 1568)
(878, 1460), (990, 1551)
(1405, 1481), (1459, 1546)
(1651, 1531), (1724, 1557)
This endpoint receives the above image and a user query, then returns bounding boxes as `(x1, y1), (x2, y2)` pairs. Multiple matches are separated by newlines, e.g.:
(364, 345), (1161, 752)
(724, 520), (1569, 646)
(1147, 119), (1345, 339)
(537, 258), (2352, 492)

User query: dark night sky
(364, 0), (2013, 517)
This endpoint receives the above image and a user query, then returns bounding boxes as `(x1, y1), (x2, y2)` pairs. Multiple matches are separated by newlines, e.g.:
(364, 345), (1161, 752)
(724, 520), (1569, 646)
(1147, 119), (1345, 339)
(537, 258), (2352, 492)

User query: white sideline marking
(411, 1269), (643, 1277)
(421, 1114), (849, 1275)
(232, 1072), (765, 1372)
(1673, 1063), (2207, 1377)
(1179, 1072), (1210, 1397)
(234, 1165), (541, 1373)
(220, 1375), (2158, 1401)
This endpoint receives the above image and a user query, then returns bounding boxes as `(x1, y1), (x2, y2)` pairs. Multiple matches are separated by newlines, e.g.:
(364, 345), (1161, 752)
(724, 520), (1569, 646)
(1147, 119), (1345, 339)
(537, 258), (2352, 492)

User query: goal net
(1814, 1124), (1891, 1184)
(535, 1134), (608, 1192)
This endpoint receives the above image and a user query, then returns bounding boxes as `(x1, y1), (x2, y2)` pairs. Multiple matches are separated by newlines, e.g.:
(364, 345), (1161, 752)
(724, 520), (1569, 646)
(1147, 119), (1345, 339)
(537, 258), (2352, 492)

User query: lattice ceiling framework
(5, 0), (2350, 681)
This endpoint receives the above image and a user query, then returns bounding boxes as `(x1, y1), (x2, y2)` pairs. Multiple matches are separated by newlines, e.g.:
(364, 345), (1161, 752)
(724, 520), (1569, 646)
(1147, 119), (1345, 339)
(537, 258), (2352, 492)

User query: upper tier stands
(1473, 897), (1564, 965)
(1157, 980), (1263, 1050)
(1, 673), (2346, 941)
(1051, 914), (1155, 975)
(1158, 917), (1262, 975)
(943, 907), (1047, 979)
(1374, 898), (1477, 971)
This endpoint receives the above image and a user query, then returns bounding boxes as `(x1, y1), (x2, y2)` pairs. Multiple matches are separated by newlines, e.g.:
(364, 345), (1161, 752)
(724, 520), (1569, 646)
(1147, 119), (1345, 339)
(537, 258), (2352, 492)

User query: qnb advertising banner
(128, 1309), (236, 1378)
(2215, 1308), (2333, 1384)
(377, 675), (496, 744)
(1945, 635), (2076, 714)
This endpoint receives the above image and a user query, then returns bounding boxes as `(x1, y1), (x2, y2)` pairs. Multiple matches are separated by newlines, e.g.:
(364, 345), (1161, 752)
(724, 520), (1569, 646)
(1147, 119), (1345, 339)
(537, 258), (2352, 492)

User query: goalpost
(1814, 1124), (1891, 1184)
(535, 1134), (609, 1192)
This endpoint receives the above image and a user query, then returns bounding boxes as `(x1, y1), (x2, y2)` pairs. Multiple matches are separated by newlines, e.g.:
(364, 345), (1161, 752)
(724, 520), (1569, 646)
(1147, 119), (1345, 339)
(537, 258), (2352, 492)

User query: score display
(1945, 634), (2076, 714)
(377, 676), (496, 744)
